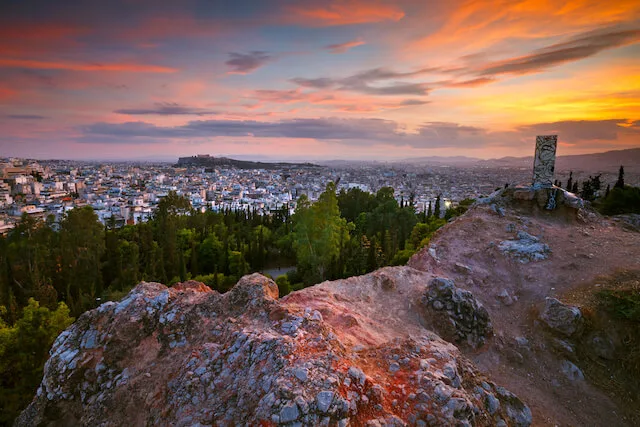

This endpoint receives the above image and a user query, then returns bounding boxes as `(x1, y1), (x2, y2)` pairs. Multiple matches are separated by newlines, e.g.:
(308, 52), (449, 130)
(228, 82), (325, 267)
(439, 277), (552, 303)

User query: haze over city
(0, 0), (639, 161)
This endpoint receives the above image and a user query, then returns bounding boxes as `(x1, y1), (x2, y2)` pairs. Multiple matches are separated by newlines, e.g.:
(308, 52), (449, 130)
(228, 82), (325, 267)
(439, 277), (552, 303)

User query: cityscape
(2, 152), (637, 236)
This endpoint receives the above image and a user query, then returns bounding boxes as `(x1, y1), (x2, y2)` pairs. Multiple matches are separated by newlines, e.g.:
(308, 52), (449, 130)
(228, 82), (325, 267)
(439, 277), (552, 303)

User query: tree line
(557, 166), (639, 215)
(0, 184), (462, 422)
(0, 185), (460, 322)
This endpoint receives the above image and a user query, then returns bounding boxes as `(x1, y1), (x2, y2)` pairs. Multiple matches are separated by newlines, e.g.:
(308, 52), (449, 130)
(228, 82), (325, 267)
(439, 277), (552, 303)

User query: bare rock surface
(17, 270), (530, 426)
(408, 187), (640, 426)
(539, 297), (582, 337)
(422, 277), (492, 348)
(498, 231), (551, 263)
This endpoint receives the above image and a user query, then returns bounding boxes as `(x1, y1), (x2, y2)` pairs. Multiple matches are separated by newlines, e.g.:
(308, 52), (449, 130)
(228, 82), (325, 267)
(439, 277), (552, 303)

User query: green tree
(58, 207), (105, 315)
(434, 195), (441, 219)
(408, 217), (446, 249)
(599, 186), (640, 215)
(293, 183), (351, 284)
(0, 299), (74, 424)
(228, 250), (249, 278)
(198, 233), (224, 274)
(338, 188), (376, 223)
(275, 275), (291, 297)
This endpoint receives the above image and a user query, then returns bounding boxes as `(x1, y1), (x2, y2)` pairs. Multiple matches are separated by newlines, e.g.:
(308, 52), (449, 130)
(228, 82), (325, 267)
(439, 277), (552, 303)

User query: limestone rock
(561, 360), (584, 381)
(498, 231), (551, 263)
(422, 277), (493, 348)
(17, 269), (529, 426)
(540, 297), (582, 337)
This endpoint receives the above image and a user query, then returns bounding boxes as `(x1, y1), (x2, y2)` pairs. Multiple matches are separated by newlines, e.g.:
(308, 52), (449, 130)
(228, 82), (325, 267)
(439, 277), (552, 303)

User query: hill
(400, 148), (640, 173)
(16, 186), (640, 426)
(175, 155), (322, 170)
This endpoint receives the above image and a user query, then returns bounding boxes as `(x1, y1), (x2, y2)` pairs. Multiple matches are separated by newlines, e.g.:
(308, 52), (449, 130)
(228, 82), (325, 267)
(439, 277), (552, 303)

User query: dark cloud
(347, 82), (430, 96)
(480, 26), (640, 77)
(251, 89), (338, 105)
(81, 117), (402, 142)
(517, 119), (636, 142)
(415, 122), (489, 148)
(226, 51), (272, 74)
(4, 114), (48, 119)
(80, 121), (193, 139)
(343, 67), (439, 82)
(289, 77), (335, 89)
(290, 67), (436, 96)
(114, 102), (218, 116)
(399, 99), (429, 106)
(79, 117), (488, 148)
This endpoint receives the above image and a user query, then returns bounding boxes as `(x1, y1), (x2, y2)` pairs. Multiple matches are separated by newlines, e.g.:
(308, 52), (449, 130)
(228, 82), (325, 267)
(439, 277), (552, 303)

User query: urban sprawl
(0, 156), (538, 235)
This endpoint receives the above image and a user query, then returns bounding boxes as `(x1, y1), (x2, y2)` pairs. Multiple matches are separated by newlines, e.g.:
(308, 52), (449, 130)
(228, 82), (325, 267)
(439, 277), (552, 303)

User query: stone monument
(532, 135), (557, 188)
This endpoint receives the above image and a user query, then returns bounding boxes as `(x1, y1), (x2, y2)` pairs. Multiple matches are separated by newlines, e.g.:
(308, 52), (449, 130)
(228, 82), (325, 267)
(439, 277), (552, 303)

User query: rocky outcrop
(540, 297), (583, 337)
(422, 277), (492, 348)
(17, 269), (531, 426)
(498, 231), (551, 263)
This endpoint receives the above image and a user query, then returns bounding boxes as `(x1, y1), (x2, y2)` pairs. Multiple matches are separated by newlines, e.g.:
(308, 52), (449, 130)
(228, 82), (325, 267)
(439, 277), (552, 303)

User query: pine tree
(615, 165), (625, 189)
(571, 182), (579, 194)
(581, 180), (595, 201)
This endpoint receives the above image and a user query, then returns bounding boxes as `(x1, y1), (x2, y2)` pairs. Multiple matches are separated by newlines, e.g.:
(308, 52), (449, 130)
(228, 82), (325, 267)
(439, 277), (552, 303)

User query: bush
(598, 288), (640, 322)
(389, 248), (416, 266)
(275, 275), (291, 297)
(599, 186), (640, 215)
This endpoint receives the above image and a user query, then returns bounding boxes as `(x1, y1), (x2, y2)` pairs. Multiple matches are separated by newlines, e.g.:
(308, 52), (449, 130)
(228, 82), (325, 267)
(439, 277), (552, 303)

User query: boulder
(422, 277), (493, 348)
(561, 360), (585, 381)
(540, 297), (583, 337)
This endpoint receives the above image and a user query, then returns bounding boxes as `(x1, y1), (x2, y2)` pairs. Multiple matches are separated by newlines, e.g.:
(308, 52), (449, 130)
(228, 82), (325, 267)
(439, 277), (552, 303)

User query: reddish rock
(17, 269), (530, 426)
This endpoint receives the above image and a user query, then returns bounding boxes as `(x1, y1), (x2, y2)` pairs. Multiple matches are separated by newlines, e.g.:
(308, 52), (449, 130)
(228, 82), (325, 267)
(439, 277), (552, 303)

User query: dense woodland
(0, 184), (454, 318)
(0, 183), (455, 423)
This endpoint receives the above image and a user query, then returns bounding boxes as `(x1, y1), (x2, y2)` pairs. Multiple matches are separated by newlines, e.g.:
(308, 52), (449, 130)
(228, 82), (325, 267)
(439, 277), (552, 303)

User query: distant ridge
(175, 155), (322, 170)
(400, 148), (640, 172)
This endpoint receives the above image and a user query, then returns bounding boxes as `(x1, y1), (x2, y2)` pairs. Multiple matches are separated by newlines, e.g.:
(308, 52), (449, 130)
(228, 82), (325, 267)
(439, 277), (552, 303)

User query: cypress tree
(566, 171), (573, 192)
(427, 201), (433, 218)
(434, 195), (441, 219)
(571, 182), (579, 194)
(615, 165), (625, 189)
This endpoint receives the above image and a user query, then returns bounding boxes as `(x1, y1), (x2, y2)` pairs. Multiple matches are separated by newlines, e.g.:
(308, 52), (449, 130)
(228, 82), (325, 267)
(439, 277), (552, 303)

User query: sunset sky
(0, 0), (639, 161)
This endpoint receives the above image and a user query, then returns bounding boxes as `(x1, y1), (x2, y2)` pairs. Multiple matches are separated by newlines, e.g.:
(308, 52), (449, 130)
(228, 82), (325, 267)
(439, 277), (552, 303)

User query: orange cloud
(411, 0), (640, 53)
(287, 0), (405, 26)
(0, 58), (177, 73)
(325, 39), (366, 53)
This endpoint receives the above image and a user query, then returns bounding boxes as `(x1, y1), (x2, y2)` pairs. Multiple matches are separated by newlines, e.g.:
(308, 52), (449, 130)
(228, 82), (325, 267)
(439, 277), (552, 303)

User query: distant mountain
(400, 148), (640, 172)
(397, 155), (479, 165)
(174, 155), (322, 170)
(480, 148), (640, 172)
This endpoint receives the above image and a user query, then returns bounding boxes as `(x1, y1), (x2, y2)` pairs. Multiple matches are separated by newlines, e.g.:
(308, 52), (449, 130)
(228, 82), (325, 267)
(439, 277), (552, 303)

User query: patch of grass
(564, 270), (640, 424)
(597, 288), (640, 322)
